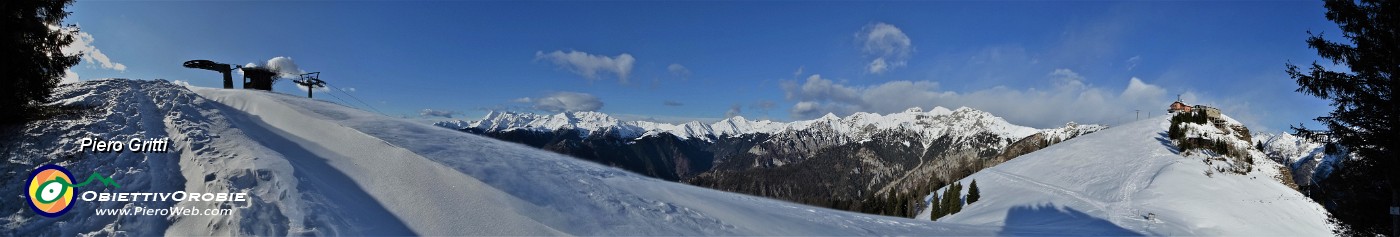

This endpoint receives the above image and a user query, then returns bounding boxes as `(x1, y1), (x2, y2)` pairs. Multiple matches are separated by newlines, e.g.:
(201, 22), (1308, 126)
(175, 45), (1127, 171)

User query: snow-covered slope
(917, 115), (1334, 235)
(5, 79), (994, 235)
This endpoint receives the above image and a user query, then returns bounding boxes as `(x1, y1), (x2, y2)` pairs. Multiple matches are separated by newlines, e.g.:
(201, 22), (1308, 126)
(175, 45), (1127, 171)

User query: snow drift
(918, 113), (1335, 235)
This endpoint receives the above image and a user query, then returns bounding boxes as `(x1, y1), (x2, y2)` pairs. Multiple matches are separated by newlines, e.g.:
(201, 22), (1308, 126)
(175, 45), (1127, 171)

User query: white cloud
(61, 28), (126, 72)
(294, 85), (331, 93)
(1126, 56), (1142, 71)
(171, 80), (193, 88)
(535, 50), (635, 83)
(54, 25), (123, 83)
(781, 74), (861, 103)
(61, 69), (80, 84)
(752, 100), (776, 111)
(725, 104), (743, 118)
(667, 63), (691, 79)
(791, 101), (823, 117)
(531, 91), (604, 112)
(1121, 77), (1166, 102)
(240, 56), (308, 79)
(855, 22), (913, 74)
(265, 56), (306, 78)
(780, 69), (1180, 128)
(420, 109), (459, 118)
(1049, 68), (1087, 90)
(611, 113), (724, 124)
(511, 97), (533, 103)
(867, 58), (889, 75)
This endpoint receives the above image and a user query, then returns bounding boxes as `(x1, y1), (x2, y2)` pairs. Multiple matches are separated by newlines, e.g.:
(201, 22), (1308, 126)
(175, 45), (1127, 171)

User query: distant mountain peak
(437, 107), (1079, 143)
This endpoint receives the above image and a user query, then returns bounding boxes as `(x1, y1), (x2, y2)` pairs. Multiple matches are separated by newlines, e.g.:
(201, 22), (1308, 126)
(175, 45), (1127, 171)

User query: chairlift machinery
(182, 59), (385, 114)
(293, 72), (326, 98)
(182, 59), (305, 93)
(181, 60), (235, 89)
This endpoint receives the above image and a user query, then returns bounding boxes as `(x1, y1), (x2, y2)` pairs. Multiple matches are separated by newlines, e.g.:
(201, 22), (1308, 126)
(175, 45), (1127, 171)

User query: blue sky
(64, 1), (1342, 131)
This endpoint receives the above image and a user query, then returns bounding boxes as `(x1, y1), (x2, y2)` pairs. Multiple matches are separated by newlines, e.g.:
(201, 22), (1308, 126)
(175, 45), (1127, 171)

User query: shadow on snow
(996, 203), (1141, 236)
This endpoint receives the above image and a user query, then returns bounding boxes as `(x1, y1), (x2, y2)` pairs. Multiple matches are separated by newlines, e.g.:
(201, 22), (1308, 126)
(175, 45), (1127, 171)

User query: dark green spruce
(1, 0), (81, 123)
(1286, 0), (1398, 236)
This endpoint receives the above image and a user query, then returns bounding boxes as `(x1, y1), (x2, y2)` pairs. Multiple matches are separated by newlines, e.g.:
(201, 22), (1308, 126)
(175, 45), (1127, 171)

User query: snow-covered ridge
(437, 106), (1049, 144)
(1038, 122), (1108, 143)
(917, 114), (1334, 235)
(1256, 132), (1349, 186)
(1258, 133), (1322, 164)
(1167, 112), (1271, 176)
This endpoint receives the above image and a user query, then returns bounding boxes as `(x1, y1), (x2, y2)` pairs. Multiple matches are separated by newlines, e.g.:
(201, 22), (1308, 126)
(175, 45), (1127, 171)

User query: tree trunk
(1389, 69), (1399, 237)
(1393, 171), (1399, 237)
(1389, 182), (1398, 237)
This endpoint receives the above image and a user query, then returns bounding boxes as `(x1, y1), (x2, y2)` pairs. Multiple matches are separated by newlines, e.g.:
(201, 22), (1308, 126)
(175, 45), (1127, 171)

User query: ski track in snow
(982, 169), (1111, 213)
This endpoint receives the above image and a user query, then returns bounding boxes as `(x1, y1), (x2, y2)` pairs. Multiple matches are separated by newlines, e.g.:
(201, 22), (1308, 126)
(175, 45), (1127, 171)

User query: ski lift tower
(292, 72), (326, 98)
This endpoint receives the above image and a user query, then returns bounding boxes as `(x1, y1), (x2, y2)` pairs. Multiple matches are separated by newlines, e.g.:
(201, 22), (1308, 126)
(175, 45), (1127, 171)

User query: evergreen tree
(1286, 0), (1399, 235)
(895, 193), (906, 218)
(929, 193), (943, 221)
(906, 193), (916, 218)
(951, 182), (964, 214)
(936, 182), (966, 218)
(1168, 114), (1184, 140)
(939, 186), (955, 218)
(2, 0), (81, 123)
(967, 179), (981, 204)
(887, 192), (897, 216)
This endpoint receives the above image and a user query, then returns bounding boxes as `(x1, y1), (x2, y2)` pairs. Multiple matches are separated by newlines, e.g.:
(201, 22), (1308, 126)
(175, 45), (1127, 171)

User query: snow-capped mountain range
(438, 106), (1067, 149)
(438, 105), (1108, 215)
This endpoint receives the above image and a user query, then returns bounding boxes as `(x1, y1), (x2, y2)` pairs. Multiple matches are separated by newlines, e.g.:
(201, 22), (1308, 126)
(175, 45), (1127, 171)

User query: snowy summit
(918, 113), (1334, 235)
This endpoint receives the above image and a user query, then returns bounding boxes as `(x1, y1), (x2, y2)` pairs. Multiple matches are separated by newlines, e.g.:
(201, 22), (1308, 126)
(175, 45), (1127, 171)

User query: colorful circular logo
(27, 164), (75, 217)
